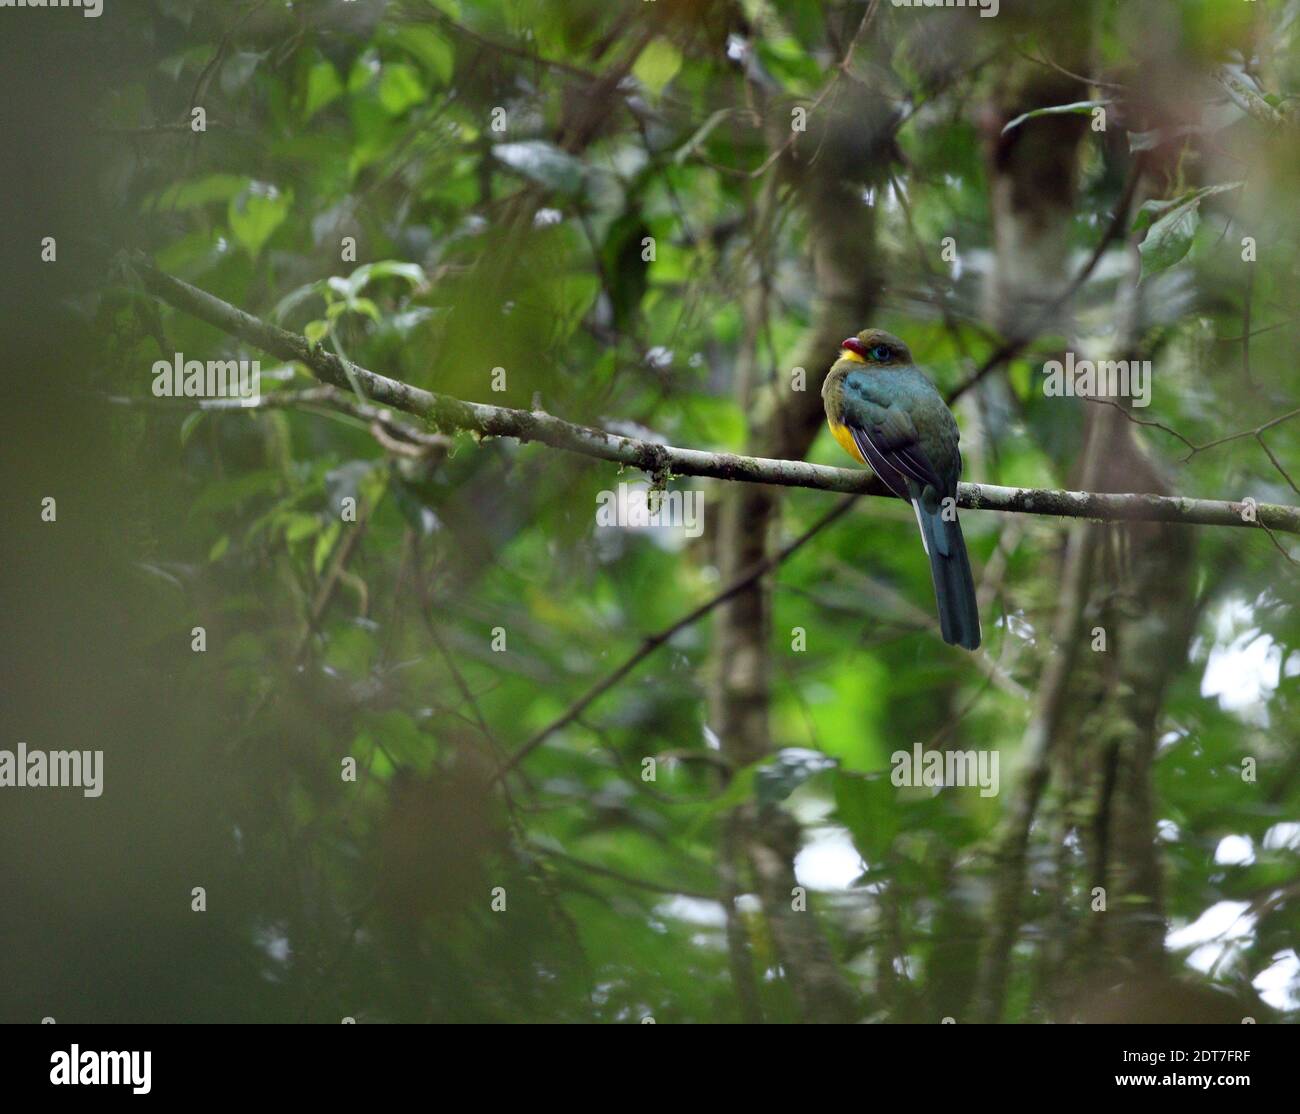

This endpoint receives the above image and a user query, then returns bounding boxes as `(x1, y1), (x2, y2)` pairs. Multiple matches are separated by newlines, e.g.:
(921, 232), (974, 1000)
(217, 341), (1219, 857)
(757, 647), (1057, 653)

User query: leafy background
(2, 0), (1298, 1023)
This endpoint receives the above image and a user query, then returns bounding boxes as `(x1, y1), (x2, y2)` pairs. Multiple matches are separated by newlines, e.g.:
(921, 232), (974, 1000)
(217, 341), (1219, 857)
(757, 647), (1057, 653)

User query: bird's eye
(870, 344), (891, 361)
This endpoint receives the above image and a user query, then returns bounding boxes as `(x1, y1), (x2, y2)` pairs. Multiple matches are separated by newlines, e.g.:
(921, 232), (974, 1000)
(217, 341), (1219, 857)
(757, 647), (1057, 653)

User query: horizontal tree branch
(135, 260), (1300, 536)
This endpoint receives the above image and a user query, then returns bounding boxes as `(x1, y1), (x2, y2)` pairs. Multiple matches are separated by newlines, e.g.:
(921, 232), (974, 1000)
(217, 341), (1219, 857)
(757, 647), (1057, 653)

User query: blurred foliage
(5, 0), (1299, 1023)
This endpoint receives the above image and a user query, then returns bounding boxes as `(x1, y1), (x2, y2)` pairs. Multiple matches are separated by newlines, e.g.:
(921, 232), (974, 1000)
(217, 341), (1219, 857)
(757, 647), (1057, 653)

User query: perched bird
(821, 329), (981, 650)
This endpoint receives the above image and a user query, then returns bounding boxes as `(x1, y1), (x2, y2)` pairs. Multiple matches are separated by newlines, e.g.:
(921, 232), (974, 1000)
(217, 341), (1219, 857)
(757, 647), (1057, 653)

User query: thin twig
(946, 158), (1144, 403)
(494, 495), (862, 778)
(538, 848), (720, 902)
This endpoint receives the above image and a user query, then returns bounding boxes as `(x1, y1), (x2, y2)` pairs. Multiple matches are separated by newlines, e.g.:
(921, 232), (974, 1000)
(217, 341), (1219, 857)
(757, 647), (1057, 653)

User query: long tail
(909, 488), (981, 650)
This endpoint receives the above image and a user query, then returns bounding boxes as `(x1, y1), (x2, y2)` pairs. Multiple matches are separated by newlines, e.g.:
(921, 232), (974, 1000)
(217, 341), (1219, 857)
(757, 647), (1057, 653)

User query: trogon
(821, 328), (981, 650)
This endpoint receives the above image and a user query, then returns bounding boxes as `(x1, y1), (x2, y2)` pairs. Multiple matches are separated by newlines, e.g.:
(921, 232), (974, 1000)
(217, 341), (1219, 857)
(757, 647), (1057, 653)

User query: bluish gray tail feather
(911, 492), (981, 651)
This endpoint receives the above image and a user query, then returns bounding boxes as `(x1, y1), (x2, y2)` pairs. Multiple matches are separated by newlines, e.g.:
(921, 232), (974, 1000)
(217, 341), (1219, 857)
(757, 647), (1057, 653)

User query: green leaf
(314, 521), (341, 574)
(384, 24), (455, 85)
(155, 228), (231, 272)
(376, 63), (427, 116)
(1001, 100), (1109, 136)
(1136, 182), (1243, 278)
(347, 51), (380, 94)
(283, 512), (321, 544)
(301, 59), (343, 122)
(755, 37), (822, 92)
(272, 281), (327, 323)
(304, 319), (329, 345)
(150, 173), (246, 211)
(179, 409), (205, 447)
(633, 38), (682, 97)
(1139, 202), (1200, 277)
(328, 296), (381, 324)
(355, 260), (428, 287)
(340, 260), (428, 298)
(833, 773), (899, 864)
(227, 182), (291, 260)
(1133, 181), (1244, 233)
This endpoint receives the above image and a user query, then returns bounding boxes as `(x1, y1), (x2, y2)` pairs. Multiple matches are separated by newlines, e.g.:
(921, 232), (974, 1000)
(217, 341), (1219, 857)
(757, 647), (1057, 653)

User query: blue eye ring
(870, 344), (891, 361)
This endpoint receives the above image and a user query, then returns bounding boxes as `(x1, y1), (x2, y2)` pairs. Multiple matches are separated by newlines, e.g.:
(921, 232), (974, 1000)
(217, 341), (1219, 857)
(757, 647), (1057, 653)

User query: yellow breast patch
(828, 419), (866, 464)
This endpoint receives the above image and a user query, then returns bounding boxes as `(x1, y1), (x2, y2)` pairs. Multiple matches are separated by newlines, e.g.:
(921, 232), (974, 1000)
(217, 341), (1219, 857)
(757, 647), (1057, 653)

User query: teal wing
(839, 370), (948, 500)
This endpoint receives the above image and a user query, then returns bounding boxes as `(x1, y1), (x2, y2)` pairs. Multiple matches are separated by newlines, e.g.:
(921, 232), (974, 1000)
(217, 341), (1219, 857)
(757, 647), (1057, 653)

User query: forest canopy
(3, 0), (1299, 1025)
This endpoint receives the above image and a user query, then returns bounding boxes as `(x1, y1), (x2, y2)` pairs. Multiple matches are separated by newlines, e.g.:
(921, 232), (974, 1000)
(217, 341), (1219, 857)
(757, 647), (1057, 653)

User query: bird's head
(838, 329), (913, 367)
